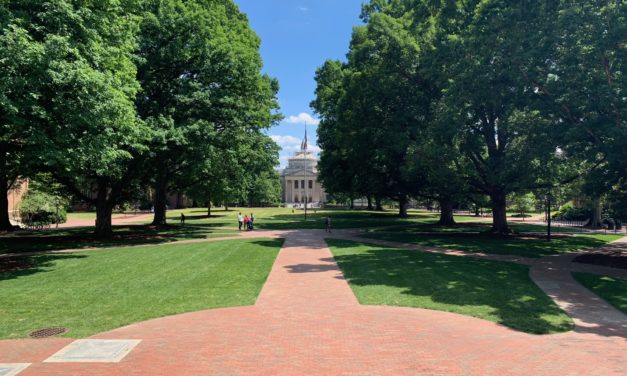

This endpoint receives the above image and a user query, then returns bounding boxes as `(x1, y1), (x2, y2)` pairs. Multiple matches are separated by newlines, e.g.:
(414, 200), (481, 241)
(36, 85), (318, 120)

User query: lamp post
(303, 121), (308, 221)
(546, 191), (552, 241)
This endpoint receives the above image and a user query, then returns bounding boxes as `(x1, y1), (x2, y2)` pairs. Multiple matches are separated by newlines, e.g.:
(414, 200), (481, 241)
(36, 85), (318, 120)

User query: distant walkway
(1, 230), (626, 375)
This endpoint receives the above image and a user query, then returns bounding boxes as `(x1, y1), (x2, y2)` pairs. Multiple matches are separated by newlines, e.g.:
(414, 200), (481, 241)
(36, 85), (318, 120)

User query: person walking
(244, 215), (250, 231)
(238, 212), (243, 231)
(250, 213), (255, 230)
(180, 213), (186, 226)
(325, 216), (331, 233)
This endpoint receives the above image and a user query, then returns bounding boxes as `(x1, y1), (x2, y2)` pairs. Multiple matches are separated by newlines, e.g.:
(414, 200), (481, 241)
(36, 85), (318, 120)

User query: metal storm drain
(29, 327), (67, 338)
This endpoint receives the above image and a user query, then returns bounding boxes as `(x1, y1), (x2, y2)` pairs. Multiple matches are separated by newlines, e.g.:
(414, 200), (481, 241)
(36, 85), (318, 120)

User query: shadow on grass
(326, 238), (573, 334)
(0, 254), (87, 281)
(0, 225), (217, 255)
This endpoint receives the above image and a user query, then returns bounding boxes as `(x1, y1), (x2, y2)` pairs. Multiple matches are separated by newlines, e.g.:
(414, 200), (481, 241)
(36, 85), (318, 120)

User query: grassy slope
(327, 239), (572, 334)
(573, 273), (627, 314)
(0, 238), (282, 339)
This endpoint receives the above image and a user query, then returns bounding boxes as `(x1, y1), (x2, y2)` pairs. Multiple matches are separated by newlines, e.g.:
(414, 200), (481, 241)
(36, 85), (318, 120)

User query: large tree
(0, 23), (44, 231)
(136, 0), (279, 225)
(1, 0), (147, 237)
(431, 0), (561, 233)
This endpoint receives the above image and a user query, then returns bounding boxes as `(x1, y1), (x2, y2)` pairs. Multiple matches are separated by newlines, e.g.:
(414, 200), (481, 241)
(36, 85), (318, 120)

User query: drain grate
(29, 327), (67, 338)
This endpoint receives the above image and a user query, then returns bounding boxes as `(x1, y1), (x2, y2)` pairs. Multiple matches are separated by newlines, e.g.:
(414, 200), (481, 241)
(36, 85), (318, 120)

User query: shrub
(552, 202), (591, 221)
(20, 191), (67, 226)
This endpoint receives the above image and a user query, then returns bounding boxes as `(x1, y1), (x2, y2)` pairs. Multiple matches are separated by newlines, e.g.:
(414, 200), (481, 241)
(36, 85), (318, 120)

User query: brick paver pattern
(1, 230), (626, 375)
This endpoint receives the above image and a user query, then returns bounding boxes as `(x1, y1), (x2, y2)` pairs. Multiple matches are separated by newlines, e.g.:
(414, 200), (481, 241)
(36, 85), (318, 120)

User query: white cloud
(285, 112), (320, 126)
(299, 7), (310, 11)
(270, 134), (321, 154)
(270, 135), (300, 146)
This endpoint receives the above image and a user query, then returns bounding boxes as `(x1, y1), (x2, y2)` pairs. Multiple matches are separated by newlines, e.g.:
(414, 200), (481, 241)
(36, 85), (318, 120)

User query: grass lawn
(573, 273), (627, 314)
(360, 227), (622, 258)
(327, 239), (573, 334)
(0, 225), (238, 255)
(0, 238), (282, 339)
(164, 207), (451, 230)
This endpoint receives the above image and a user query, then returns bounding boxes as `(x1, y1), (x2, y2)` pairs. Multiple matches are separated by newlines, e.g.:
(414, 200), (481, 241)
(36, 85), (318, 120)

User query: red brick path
(1, 230), (626, 375)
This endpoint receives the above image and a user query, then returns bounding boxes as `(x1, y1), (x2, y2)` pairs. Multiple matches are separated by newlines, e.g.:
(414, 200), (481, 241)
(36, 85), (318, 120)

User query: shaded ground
(573, 273), (627, 315)
(360, 229), (622, 258)
(0, 225), (237, 255)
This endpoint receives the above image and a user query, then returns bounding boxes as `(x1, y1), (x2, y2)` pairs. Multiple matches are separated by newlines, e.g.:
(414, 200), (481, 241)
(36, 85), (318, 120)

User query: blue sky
(234, 0), (364, 168)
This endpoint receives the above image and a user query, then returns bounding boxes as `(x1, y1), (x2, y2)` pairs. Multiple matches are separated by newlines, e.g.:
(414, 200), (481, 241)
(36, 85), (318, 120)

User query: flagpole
(304, 121), (308, 221)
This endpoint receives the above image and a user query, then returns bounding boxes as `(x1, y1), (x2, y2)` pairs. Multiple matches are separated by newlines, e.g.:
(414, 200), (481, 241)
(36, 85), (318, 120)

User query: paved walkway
(1, 230), (626, 375)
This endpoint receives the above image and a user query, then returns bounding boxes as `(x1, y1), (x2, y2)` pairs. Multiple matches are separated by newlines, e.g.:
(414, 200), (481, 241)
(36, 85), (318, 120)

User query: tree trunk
(152, 176), (168, 226)
(590, 198), (602, 228)
(224, 201), (229, 211)
(94, 183), (114, 238)
(490, 192), (510, 234)
(349, 196), (354, 210)
(398, 195), (408, 217)
(438, 198), (456, 226)
(367, 196), (373, 210)
(0, 175), (12, 231)
(375, 196), (383, 211)
(207, 201), (211, 216)
(474, 205), (480, 217)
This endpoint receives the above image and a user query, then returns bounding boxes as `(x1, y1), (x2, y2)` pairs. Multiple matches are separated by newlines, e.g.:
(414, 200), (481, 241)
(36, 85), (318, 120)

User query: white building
(280, 151), (326, 207)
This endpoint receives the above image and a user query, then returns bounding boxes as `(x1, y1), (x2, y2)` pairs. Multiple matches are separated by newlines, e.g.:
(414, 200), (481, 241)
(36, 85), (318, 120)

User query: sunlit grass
(327, 239), (573, 334)
(0, 238), (282, 339)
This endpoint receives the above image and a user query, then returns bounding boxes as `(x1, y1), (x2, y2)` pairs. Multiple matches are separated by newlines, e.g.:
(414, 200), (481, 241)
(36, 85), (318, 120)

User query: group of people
(237, 212), (255, 231)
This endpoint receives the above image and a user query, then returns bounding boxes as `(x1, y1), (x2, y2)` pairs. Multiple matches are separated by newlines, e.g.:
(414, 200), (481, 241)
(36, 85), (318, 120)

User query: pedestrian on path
(238, 212), (243, 231)
(250, 213), (255, 230)
(244, 215), (250, 231)
(180, 213), (186, 226)
(325, 216), (331, 233)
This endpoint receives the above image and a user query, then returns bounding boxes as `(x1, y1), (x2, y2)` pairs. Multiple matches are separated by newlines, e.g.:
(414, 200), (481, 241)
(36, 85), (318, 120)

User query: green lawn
(0, 238), (282, 339)
(573, 273), (627, 314)
(360, 229), (621, 258)
(327, 239), (573, 334)
(0, 225), (238, 255)
(164, 207), (455, 230)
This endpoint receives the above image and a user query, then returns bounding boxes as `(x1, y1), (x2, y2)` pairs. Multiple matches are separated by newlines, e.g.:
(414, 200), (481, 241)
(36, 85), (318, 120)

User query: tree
(509, 192), (536, 220)
(431, 1), (561, 233)
(1, 0), (148, 237)
(136, 0), (280, 225)
(0, 23), (44, 231)
(544, 0), (626, 227)
(314, 12), (434, 217)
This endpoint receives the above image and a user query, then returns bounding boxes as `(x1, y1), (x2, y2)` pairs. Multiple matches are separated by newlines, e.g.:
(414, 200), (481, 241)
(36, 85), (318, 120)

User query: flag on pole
(301, 129), (308, 151)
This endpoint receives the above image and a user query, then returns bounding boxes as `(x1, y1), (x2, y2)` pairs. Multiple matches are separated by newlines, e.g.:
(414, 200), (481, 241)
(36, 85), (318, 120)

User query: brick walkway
(1, 230), (626, 375)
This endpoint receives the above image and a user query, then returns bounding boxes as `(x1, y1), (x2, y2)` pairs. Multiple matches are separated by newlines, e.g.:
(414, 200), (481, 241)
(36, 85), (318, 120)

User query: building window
(294, 180), (298, 189)
(301, 180), (305, 188)
(294, 195), (299, 203)
(309, 196), (313, 203)
(309, 180), (313, 189)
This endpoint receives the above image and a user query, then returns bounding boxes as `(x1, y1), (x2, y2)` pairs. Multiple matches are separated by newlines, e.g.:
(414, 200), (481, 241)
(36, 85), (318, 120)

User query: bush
(20, 191), (67, 227)
(603, 218), (615, 230)
(552, 202), (591, 221)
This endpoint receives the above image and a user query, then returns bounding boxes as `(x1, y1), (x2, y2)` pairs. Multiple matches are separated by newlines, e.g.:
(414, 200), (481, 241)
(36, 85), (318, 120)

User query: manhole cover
(29, 327), (67, 338)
